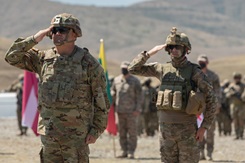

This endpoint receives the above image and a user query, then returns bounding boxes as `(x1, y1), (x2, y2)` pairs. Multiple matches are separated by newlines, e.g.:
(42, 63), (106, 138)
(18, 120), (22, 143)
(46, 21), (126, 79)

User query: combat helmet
(233, 72), (242, 79)
(165, 27), (191, 54)
(51, 13), (82, 37)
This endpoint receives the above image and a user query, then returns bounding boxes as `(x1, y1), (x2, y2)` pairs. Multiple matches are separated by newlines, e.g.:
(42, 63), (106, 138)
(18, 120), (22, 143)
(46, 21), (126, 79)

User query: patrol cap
(197, 54), (209, 63)
(120, 61), (130, 68)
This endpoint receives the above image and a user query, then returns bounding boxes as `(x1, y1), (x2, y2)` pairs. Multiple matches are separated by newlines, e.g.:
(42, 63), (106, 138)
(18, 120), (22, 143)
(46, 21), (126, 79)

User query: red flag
(106, 104), (117, 136)
(22, 71), (39, 136)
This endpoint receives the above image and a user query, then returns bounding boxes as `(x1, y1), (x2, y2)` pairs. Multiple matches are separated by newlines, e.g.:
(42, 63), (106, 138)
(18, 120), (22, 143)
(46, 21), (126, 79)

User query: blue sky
(50, 0), (149, 7)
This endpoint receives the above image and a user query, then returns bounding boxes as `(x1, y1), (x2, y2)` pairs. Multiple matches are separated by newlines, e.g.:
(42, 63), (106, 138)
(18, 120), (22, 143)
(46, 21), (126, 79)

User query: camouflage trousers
(232, 105), (245, 138)
(118, 113), (137, 154)
(40, 135), (90, 163)
(199, 119), (215, 156)
(159, 122), (200, 163)
(137, 112), (159, 136)
(17, 106), (27, 135)
(144, 112), (158, 136)
(216, 111), (232, 135)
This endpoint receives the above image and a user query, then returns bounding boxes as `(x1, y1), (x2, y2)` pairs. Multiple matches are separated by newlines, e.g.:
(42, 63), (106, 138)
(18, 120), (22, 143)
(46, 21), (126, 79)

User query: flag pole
(113, 135), (116, 158)
(98, 39), (117, 158)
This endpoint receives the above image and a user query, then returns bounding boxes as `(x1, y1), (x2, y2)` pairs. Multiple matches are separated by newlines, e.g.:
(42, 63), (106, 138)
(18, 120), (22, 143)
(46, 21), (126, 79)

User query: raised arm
(128, 44), (166, 79)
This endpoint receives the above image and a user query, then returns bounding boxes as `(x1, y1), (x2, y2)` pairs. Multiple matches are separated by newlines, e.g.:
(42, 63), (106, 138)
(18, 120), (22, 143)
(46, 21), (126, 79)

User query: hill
(1, 0), (245, 59)
(0, 0), (245, 90)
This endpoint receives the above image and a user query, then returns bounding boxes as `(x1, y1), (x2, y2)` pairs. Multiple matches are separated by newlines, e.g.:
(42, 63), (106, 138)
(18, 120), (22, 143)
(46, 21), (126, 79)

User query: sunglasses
(168, 45), (183, 50)
(51, 27), (71, 34)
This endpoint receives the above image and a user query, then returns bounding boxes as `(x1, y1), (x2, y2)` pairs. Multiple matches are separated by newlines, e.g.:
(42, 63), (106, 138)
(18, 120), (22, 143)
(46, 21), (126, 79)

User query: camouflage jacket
(141, 85), (157, 113)
(111, 74), (142, 113)
(128, 52), (217, 129)
(5, 36), (110, 139)
(226, 82), (245, 106)
(205, 69), (221, 103)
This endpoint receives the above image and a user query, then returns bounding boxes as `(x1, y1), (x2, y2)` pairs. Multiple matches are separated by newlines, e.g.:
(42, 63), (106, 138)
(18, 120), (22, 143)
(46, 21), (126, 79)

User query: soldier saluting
(128, 27), (217, 162)
(5, 13), (110, 163)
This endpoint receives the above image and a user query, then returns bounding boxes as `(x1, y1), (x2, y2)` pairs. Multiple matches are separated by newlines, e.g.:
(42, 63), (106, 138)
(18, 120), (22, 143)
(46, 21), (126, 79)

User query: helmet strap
(53, 32), (76, 46)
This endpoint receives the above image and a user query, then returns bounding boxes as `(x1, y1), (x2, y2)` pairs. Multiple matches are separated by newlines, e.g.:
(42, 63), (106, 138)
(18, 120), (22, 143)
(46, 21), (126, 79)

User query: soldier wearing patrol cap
(5, 13), (110, 163)
(197, 54), (221, 160)
(111, 61), (142, 159)
(128, 27), (217, 162)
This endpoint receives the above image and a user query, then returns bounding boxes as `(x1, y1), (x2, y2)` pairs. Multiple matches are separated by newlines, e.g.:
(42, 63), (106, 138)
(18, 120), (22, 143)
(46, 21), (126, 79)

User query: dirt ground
(0, 117), (245, 163)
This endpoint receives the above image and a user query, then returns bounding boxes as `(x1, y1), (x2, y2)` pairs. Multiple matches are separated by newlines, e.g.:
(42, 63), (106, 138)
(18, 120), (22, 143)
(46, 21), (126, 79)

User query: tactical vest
(39, 46), (92, 108)
(157, 62), (195, 112)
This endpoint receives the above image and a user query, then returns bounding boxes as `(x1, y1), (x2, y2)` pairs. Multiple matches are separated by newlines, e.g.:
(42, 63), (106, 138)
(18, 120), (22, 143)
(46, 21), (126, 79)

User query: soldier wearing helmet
(220, 79), (232, 137)
(5, 13), (110, 162)
(226, 72), (245, 140)
(128, 27), (217, 162)
(48, 13), (82, 46)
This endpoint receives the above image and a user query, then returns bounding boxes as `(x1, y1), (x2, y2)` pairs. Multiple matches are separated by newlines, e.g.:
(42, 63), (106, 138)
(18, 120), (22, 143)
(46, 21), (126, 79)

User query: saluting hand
(33, 26), (53, 43)
(147, 44), (166, 57)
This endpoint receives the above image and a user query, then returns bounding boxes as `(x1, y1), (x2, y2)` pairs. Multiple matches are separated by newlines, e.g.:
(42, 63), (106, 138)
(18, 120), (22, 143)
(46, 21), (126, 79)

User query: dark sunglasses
(51, 27), (71, 34)
(168, 45), (183, 50)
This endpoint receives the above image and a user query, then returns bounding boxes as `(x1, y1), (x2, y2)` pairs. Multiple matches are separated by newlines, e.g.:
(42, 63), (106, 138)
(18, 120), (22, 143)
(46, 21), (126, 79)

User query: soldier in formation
(197, 54), (221, 161)
(5, 13), (110, 163)
(141, 78), (158, 136)
(7, 74), (28, 136)
(226, 72), (245, 140)
(128, 27), (217, 162)
(111, 61), (142, 159)
(218, 79), (232, 136)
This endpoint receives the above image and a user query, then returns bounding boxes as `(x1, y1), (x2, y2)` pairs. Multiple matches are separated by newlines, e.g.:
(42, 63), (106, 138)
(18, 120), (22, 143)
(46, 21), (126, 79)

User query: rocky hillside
(0, 0), (245, 90)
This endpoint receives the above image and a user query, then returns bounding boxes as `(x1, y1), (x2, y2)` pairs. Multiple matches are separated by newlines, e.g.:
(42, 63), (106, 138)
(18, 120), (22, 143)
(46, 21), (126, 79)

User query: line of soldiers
(111, 54), (245, 161)
(221, 72), (245, 140)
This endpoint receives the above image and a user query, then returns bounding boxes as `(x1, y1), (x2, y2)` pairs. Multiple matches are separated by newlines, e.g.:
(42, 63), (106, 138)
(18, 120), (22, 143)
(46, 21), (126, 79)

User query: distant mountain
(1, 0), (245, 90)
(1, 0), (245, 62)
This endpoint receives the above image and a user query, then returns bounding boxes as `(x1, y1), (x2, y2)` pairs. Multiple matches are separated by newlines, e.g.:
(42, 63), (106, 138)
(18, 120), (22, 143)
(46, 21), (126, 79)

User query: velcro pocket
(156, 91), (164, 107)
(162, 89), (173, 109)
(172, 91), (182, 110)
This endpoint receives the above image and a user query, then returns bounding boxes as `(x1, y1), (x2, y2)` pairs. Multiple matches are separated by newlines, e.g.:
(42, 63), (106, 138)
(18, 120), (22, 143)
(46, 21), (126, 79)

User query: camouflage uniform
(111, 61), (142, 158)
(5, 13), (110, 163)
(226, 73), (245, 139)
(220, 80), (232, 136)
(197, 54), (221, 160)
(141, 79), (158, 136)
(128, 27), (217, 163)
(7, 75), (28, 136)
(203, 72), (221, 159)
(16, 81), (28, 136)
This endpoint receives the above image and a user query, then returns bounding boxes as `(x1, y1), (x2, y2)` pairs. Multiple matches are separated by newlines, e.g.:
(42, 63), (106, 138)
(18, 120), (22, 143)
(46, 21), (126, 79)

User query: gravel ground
(0, 117), (245, 163)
